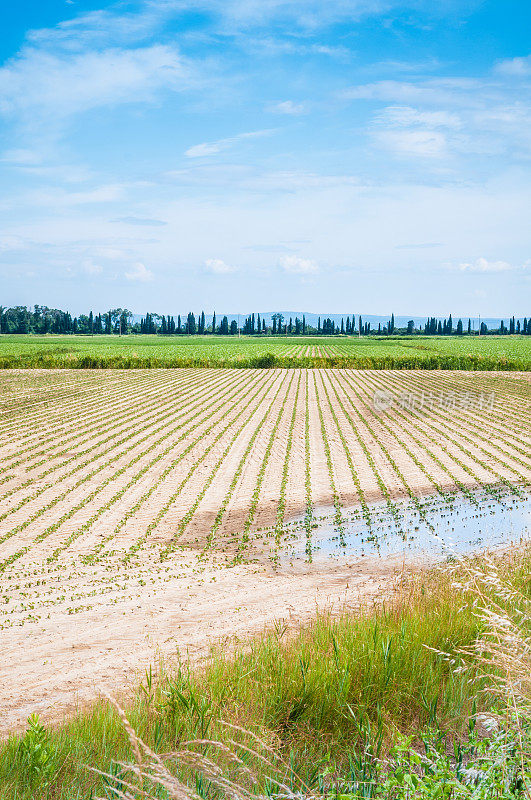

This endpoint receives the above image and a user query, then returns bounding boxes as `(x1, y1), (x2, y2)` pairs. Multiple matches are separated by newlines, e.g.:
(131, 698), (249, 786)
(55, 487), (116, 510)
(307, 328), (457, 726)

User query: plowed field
(0, 369), (529, 734)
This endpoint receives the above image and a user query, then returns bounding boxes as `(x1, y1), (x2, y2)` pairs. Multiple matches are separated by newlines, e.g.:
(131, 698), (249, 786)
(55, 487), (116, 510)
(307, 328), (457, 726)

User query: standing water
(277, 486), (531, 563)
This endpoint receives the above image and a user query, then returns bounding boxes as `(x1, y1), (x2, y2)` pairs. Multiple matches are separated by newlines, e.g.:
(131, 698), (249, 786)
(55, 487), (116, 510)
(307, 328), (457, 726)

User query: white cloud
(82, 259), (103, 275)
(185, 142), (226, 158)
(26, 184), (127, 207)
(268, 100), (306, 115)
(174, 0), (466, 33)
(113, 216), (167, 227)
(280, 255), (319, 274)
(495, 56), (531, 77)
(205, 258), (237, 273)
(0, 44), (191, 125)
(375, 129), (447, 158)
(243, 37), (351, 59)
(165, 165), (360, 191)
(342, 78), (481, 108)
(458, 257), (513, 273)
(185, 129), (275, 158)
(94, 247), (128, 260)
(1, 148), (43, 165)
(356, 74), (531, 162)
(23, 0), (480, 49)
(0, 235), (27, 252)
(376, 105), (461, 129)
(27, 6), (167, 50)
(125, 261), (154, 281)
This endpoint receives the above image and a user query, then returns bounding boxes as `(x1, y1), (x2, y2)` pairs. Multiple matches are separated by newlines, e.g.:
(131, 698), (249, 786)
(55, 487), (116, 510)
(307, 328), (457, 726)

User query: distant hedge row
(0, 352), (528, 370)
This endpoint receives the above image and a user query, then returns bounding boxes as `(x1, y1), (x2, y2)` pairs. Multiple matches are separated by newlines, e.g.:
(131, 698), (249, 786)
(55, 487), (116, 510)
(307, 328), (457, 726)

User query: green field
(0, 334), (529, 369)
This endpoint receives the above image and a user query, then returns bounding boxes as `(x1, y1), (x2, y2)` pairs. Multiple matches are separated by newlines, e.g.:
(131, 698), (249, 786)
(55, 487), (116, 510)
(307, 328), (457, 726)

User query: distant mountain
(132, 312), (505, 330)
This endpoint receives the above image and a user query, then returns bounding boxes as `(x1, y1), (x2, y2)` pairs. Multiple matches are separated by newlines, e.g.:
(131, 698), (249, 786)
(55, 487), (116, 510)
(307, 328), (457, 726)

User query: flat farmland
(1, 334), (530, 369)
(0, 368), (530, 733)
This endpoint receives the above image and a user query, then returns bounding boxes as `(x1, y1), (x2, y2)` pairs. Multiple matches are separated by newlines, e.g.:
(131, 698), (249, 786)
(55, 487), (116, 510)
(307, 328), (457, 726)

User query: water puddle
(276, 486), (531, 564)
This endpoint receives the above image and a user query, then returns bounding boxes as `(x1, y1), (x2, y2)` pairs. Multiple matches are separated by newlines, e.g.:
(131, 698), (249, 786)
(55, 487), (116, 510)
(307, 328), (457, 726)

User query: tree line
(1, 305), (530, 336)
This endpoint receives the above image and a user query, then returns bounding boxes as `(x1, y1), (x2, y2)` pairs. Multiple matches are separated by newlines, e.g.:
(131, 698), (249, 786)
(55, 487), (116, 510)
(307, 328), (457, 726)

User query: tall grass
(0, 352), (529, 370)
(2, 547), (531, 798)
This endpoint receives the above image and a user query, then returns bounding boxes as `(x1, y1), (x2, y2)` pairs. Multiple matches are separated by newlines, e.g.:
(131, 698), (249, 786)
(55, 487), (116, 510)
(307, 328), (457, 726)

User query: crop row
(0, 370), (234, 541)
(0, 369), (528, 595)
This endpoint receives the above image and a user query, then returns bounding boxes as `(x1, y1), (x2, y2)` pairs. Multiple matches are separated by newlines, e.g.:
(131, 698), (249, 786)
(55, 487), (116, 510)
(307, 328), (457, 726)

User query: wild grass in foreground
(2, 546), (531, 798)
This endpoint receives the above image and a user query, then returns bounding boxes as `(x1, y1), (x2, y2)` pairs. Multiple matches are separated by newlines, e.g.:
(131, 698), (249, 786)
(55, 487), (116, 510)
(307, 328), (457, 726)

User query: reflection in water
(278, 486), (530, 563)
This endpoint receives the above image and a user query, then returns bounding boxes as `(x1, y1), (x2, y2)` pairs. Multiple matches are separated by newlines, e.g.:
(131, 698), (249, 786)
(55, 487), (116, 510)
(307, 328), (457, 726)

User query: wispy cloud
(267, 100), (306, 115)
(345, 70), (531, 164)
(280, 255), (319, 274)
(125, 261), (154, 281)
(113, 216), (168, 226)
(185, 129), (275, 158)
(458, 257), (514, 273)
(205, 258), (237, 274)
(82, 259), (103, 275)
(495, 55), (531, 76)
(26, 3), (175, 50)
(0, 235), (28, 252)
(1, 148), (43, 165)
(342, 78), (482, 107)
(151, 0), (477, 33)
(375, 128), (449, 158)
(395, 242), (443, 249)
(0, 44), (193, 128)
(242, 37), (352, 59)
(375, 105), (462, 129)
(26, 184), (127, 207)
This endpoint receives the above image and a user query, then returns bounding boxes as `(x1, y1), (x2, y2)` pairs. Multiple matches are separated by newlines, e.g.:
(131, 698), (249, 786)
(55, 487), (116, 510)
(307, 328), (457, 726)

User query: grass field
(0, 334), (530, 369)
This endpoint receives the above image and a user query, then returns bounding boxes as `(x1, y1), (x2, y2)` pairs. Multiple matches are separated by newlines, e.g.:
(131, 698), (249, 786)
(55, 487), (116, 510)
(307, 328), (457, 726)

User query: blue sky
(1, 0), (530, 316)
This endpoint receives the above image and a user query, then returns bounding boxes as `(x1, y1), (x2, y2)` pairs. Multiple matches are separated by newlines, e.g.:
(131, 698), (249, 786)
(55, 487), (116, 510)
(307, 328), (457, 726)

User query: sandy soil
(0, 552), (399, 737)
(0, 368), (529, 737)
